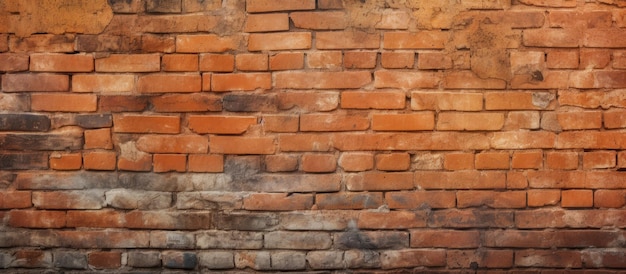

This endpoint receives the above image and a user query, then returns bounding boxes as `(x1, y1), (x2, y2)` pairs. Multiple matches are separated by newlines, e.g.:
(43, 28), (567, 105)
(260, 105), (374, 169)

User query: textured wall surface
(2, 0), (626, 272)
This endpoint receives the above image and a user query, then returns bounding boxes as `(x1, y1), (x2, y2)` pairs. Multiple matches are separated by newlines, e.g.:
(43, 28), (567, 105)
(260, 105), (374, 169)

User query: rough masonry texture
(2, 0), (626, 272)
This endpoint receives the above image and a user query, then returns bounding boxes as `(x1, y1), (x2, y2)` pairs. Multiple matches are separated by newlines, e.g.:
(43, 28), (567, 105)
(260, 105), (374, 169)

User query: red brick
(375, 71), (440, 89)
(262, 115), (299, 133)
(0, 191), (31, 209)
(457, 191), (526, 208)
(13, 250), (51, 268)
(307, 51), (342, 70)
(381, 51), (414, 69)
(84, 128), (113, 149)
(347, 172), (413, 191)
(584, 28), (626, 48)
(338, 153), (374, 172)
(546, 50), (578, 69)
(269, 52), (304, 70)
(524, 28), (581, 47)
(411, 230), (479, 248)
(113, 115), (180, 134)
(384, 31), (447, 49)
(30, 53), (93, 72)
(411, 92), (483, 111)
(0, 53), (29, 71)
(381, 249), (446, 269)
(317, 31), (379, 49)
(9, 210), (66, 228)
(301, 114), (369, 132)
(444, 71), (506, 89)
(475, 152), (510, 170)
(154, 154), (186, 173)
(279, 134), (332, 152)
(246, 0), (315, 12)
(375, 153), (410, 171)
(277, 92), (339, 112)
(244, 13), (289, 32)
(343, 51), (377, 69)
(507, 171), (528, 189)
(50, 153), (82, 170)
(417, 52), (452, 69)
(72, 74), (135, 93)
(243, 193), (313, 211)
(341, 91), (405, 110)
(511, 150), (542, 169)
(437, 112), (504, 131)
(137, 135), (209, 153)
(151, 93), (222, 112)
(276, 71), (371, 89)
(316, 192), (383, 210)
(176, 34), (240, 52)
(594, 190), (626, 208)
(265, 155), (298, 172)
(291, 11), (346, 30)
(528, 190), (561, 207)
(188, 115), (256, 134)
(546, 151), (578, 170)
(89, 251), (121, 269)
(95, 54), (160, 72)
(358, 211), (427, 229)
(301, 154), (336, 173)
(444, 153), (474, 170)
(248, 32), (311, 51)
(137, 74), (202, 93)
(162, 54), (198, 72)
(583, 151), (616, 169)
(210, 136), (275, 154)
(84, 151), (117, 171)
(211, 73), (271, 91)
(2, 74), (69, 92)
(372, 113), (434, 131)
(31, 94), (97, 112)
(527, 170), (586, 189)
(199, 54), (234, 72)
(415, 171), (506, 189)
(187, 154), (223, 173)
(562, 190), (593, 208)
(236, 54), (268, 71)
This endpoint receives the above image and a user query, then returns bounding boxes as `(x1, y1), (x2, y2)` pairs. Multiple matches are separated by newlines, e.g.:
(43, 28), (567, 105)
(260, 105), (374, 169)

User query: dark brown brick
(223, 94), (277, 112)
(0, 128), (83, 151)
(75, 114), (113, 129)
(0, 153), (48, 170)
(0, 114), (50, 131)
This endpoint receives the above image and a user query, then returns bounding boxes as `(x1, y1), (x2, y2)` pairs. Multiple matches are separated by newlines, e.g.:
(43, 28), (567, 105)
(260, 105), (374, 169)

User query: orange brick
(444, 71), (506, 89)
(347, 172), (413, 191)
(372, 113), (434, 131)
(262, 115), (299, 133)
(381, 51), (414, 69)
(176, 34), (240, 53)
(137, 74), (202, 93)
(137, 135), (209, 154)
(375, 71), (440, 89)
(30, 53), (93, 72)
(546, 151), (579, 170)
(301, 114), (369, 132)
(209, 136), (275, 154)
(276, 71), (371, 89)
(162, 54), (198, 72)
(211, 73), (271, 91)
(301, 154), (337, 173)
(475, 152), (510, 170)
(383, 31), (447, 49)
(95, 54), (160, 72)
(507, 171), (528, 189)
(31, 94), (97, 112)
(549, 11), (611, 28)
(417, 52), (453, 69)
(113, 115), (180, 134)
(243, 193), (313, 211)
(504, 111), (540, 130)
(594, 190), (626, 208)
(50, 153), (82, 170)
(199, 54), (234, 72)
(2, 74), (69, 92)
(528, 190), (561, 207)
(437, 112), (504, 131)
(265, 155), (299, 172)
(338, 153), (374, 172)
(523, 28), (580, 47)
(411, 92), (483, 111)
(562, 189), (593, 208)
(291, 11), (346, 30)
(246, 0), (315, 12)
(341, 91), (405, 110)
(318, 0), (343, 9)
(511, 150), (543, 169)
(84, 151), (117, 171)
(557, 111), (602, 130)
(317, 31), (379, 49)
(84, 128), (113, 149)
(583, 151), (616, 169)
(485, 92), (554, 110)
(307, 51), (342, 69)
(72, 74), (135, 93)
(376, 153), (410, 171)
(9, 210), (66, 228)
(153, 154), (186, 173)
(269, 52), (304, 71)
(248, 32), (311, 51)
(546, 50), (579, 69)
(444, 153), (474, 170)
(188, 115), (256, 134)
(236, 54), (268, 71)
(118, 153), (152, 172)
(0, 53), (29, 72)
(344, 51), (377, 69)
(457, 191), (526, 208)
(244, 13), (289, 32)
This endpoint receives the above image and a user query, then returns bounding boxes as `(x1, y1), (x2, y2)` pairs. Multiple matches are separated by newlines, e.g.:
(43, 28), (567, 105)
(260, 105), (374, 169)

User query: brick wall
(1, 0), (626, 272)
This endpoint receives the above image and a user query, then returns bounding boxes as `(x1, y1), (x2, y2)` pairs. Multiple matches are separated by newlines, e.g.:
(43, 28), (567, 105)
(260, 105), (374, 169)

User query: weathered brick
(301, 114), (369, 132)
(381, 249), (446, 269)
(113, 114), (180, 134)
(444, 71), (506, 89)
(33, 190), (105, 209)
(12, 250), (52, 268)
(53, 251), (87, 269)
(245, 13), (289, 32)
(335, 230), (408, 250)
(358, 211), (427, 229)
(188, 115), (256, 134)
(528, 189), (561, 207)
(291, 11), (346, 30)
(384, 31), (447, 49)
(344, 51), (377, 69)
(279, 134), (333, 152)
(126, 211), (211, 230)
(386, 191), (456, 209)
(265, 231), (331, 250)
(138, 73), (202, 93)
(347, 172), (413, 191)
(236, 53), (268, 71)
(249, 32), (311, 51)
(416, 170), (506, 190)
(9, 210), (66, 228)
(188, 154), (223, 173)
(411, 229), (480, 248)
(265, 155), (298, 172)
(30, 53), (93, 72)
(214, 212), (278, 231)
(83, 151), (117, 171)
(372, 113), (435, 131)
(0, 114), (50, 132)
(341, 91), (405, 110)
(524, 28), (581, 47)
(457, 191), (526, 208)
(515, 250), (582, 268)
(31, 93), (97, 112)
(235, 251), (271, 270)
(197, 230), (263, 249)
(88, 251), (121, 269)
(84, 128), (112, 149)
(0, 191), (32, 209)
(244, 193), (313, 211)
(212, 73), (271, 91)
(269, 52), (304, 70)
(411, 91), (483, 111)
(177, 191), (244, 210)
(246, 0), (315, 12)
(128, 251), (161, 268)
(9, 34), (75, 53)
(307, 51), (342, 69)
(338, 152), (374, 172)
(150, 231), (194, 249)
(162, 54), (198, 71)
(276, 71), (371, 89)
(176, 34), (240, 53)
(0, 53), (29, 71)
(146, 0), (181, 13)
(317, 31), (379, 49)
(199, 54), (234, 72)
(198, 251), (234, 270)
(106, 189), (171, 209)
(333, 132), (490, 151)
(66, 210), (125, 228)
(316, 192), (383, 209)
(277, 92), (338, 112)
(137, 134), (209, 153)
(95, 54), (159, 72)
(375, 71), (440, 89)
(475, 152), (510, 170)
(262, 115), (299, 133)
(209, 136), (275, 154)
(0, 127), (83, 151)
(162, 251), (197, 270)
(2, 74), (69, 92)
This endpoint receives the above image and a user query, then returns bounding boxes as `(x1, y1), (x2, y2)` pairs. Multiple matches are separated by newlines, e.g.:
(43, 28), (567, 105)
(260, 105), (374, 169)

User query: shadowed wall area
(2, 0), (626, 272)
